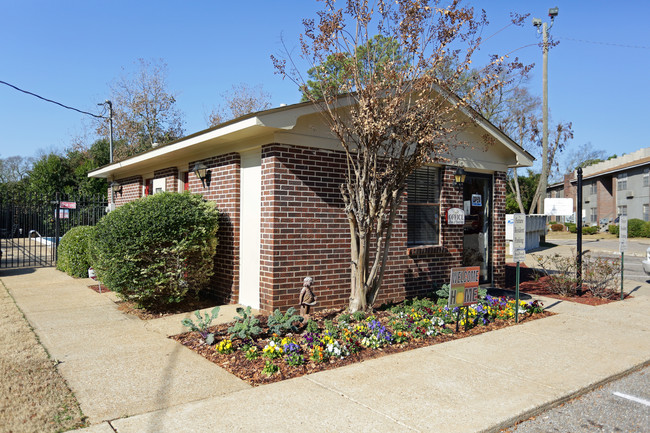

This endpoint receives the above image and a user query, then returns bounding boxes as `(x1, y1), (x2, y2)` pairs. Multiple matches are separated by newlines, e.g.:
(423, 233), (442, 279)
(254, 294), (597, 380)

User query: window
(617, 173), (627, 190)
(618, 205), (627, 216)
(644, 204), (649, 222)
(407, 166), (440, 246)
(644, 168), (649, 187)
(590, 208), (598, 223)
(590, 182), (597, 195)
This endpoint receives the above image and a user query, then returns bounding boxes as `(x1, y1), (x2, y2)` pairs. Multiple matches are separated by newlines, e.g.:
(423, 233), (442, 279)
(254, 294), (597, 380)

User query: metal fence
(0, 192), (107, 268)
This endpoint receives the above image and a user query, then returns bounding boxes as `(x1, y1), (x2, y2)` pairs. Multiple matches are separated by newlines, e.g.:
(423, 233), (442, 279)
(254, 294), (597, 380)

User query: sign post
(619, 215), (628, 301)
(512, 214), (526, 323)
(448, 266), (480, 332)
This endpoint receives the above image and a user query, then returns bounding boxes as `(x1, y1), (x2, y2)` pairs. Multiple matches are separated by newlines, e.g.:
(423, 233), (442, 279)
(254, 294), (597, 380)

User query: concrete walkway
(2, 260), (649, 433)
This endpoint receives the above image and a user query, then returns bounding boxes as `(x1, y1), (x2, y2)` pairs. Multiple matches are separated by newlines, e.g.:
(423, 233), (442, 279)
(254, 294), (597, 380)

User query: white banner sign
(544, 198), (574, 216)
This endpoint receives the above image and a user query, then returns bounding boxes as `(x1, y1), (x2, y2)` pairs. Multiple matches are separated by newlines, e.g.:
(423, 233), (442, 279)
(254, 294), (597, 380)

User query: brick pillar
(493, 171), (507, 288)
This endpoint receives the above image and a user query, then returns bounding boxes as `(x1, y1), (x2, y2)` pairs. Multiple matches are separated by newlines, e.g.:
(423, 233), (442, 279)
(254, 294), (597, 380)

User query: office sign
(447, 208), (465, 225)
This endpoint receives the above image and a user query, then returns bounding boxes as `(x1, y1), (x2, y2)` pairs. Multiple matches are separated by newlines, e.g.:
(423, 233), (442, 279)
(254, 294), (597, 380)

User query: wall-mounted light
(192, 162), (211, 188)
(454, 166), (466, 189)
(110, 181), (122, 195)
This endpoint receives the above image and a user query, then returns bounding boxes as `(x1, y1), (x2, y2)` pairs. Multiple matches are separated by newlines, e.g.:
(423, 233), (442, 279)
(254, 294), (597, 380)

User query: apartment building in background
(547, 147), (650, 225)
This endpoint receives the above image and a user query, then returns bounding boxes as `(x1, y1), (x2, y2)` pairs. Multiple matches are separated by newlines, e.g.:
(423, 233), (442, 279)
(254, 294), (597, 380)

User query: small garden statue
(299, 276), (317, 319)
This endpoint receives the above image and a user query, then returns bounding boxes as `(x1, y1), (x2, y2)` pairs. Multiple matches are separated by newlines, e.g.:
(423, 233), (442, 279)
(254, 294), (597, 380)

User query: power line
(0, 80), (106, 119)
(559, 37), (650, 50)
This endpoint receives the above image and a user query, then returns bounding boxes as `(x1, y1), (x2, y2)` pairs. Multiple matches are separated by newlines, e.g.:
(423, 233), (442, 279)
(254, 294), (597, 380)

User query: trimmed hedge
(566, 223), (577, 233)
(608, 219), (650, 237)
(92, 192), (219, 309)
(550, 223), (565, 232)
(56, 226), (95, 277)
(582, 226), (598, 235)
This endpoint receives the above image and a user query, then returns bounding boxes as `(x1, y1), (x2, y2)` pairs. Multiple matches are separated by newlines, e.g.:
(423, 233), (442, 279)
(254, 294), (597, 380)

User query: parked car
(643, 247), (650, 275)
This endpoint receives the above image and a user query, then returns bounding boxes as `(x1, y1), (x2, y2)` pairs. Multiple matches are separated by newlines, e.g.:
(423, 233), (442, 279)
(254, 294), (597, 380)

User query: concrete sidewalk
(2, 264), (649, 433)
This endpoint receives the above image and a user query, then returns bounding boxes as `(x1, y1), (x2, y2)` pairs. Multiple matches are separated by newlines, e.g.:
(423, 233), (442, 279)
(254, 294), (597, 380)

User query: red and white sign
(60, 201), (77, 209)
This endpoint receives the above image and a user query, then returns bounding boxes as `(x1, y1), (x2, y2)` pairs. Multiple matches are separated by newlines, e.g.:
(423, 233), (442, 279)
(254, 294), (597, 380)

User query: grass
(0, 279), (87, 432)
(546, 230), (619, 241)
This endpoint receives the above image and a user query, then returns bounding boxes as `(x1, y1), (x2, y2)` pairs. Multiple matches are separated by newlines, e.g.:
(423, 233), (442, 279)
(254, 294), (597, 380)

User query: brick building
(89, 100), (533, 313)
(547, 147), (650, 225)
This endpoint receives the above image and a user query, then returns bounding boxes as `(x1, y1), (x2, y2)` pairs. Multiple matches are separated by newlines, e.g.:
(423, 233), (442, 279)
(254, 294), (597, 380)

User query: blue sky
(1, 0), (648, 170)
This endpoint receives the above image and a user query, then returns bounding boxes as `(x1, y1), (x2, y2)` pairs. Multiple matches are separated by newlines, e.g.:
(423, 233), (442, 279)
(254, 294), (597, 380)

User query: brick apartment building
(89, 99), (533, 313)
(547, 147), (650, 225)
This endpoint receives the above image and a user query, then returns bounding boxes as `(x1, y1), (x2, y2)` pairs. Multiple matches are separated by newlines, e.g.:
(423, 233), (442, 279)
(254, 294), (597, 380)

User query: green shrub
(92, 192), (219, 309)
(608, 224), (618, 235)
(566, 223), (577, 233)
(56, 226), (95, 277)
(628, 218), (646, 237)
(582, 226), (598, 235)
(550, 223), (565, 232)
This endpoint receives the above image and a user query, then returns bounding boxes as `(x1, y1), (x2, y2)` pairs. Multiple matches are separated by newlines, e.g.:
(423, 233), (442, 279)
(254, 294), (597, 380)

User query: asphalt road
(504, 365), (650, 433)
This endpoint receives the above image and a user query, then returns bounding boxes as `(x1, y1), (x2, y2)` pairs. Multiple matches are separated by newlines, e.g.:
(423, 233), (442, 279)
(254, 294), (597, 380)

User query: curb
(482, 360), (650, 433)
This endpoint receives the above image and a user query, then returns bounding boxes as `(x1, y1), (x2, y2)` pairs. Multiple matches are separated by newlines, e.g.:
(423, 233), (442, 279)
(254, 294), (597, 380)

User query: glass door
(462, 173), (492, 284)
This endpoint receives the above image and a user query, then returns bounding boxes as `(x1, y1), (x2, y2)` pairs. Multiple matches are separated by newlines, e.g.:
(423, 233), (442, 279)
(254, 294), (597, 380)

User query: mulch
(88, 284), (111, 293)
(504, 263), (631, 306)
(171, 308), (552, 386)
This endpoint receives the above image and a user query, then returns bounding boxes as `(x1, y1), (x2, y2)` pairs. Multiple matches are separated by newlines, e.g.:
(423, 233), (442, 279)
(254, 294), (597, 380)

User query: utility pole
(533, 7), (558, 216)
(99, 100), (115, 210)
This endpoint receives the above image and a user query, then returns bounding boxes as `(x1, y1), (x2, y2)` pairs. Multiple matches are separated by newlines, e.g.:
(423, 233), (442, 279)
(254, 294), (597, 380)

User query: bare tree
(0, 155), (34, 183)
(274, 0), (528, 312)
(207, 83), (272, 127)
(98, 59), (185, 161)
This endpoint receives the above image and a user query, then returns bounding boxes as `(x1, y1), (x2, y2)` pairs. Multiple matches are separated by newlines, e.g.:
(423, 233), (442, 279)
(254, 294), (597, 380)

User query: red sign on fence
(60, 201), (77, 209)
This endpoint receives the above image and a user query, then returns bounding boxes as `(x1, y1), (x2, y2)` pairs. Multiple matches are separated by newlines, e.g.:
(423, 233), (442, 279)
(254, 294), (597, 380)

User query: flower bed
(172, 296), (550, 386)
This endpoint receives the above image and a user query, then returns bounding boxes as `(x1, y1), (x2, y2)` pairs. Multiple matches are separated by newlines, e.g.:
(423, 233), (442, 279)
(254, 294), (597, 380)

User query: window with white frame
(590, 208), (597, 223)
(617, 173), (627, 190)
(407, 166), (440, 246)
(644, 204), (649, 222)
(644, 168), (649, 187)
(590, 182), (597, 195)
(618, 205), (627, 216)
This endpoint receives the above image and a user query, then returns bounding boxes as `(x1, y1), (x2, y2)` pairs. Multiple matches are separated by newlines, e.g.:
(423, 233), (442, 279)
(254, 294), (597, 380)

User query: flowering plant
(262, 340), (284, 359)
(216, 339), (233, 354)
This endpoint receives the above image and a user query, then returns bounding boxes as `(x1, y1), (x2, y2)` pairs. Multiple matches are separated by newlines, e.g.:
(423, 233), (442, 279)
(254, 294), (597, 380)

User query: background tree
(0, 155), (34, 195)
(207, 83), (272, 127)
(97, 58), (185, 161)
(274, 0), (528, 312)
(26, 139), (109, 198)
(300, 35), (406, 101)
(556, 142), (609, 180)
(505, 169), (539, 213)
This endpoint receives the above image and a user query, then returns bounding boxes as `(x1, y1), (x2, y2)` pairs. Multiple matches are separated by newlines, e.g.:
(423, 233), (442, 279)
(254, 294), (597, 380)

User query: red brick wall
(188, 154), (241, 304)
(111, 175), (143, 206)
(259, 144), (485, 313)
(493, 171), (507, 288)
(596, 177), (615, 221)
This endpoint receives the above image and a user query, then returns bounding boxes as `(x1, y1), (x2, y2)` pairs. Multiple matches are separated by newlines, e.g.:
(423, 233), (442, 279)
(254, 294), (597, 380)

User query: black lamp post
(192, 162), (210, 188)
(454, 166), (466, 189)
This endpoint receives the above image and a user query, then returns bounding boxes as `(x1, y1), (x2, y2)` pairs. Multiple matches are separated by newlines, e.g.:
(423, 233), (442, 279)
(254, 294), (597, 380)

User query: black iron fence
(0, 192), (107, 268)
